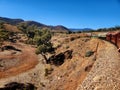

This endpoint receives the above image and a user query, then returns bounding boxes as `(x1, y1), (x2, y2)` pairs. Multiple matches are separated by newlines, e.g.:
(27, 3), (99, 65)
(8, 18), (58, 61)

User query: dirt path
(77, 41), (120, 90)
(0, 42), (38, 78)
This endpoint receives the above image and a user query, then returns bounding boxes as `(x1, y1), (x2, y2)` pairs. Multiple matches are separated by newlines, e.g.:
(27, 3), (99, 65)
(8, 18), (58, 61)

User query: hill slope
(0, 17), (24, 25)
(0, 17), (70, 33)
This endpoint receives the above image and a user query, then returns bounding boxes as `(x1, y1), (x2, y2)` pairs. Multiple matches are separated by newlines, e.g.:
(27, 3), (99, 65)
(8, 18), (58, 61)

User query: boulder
(47, 50), (73, 66)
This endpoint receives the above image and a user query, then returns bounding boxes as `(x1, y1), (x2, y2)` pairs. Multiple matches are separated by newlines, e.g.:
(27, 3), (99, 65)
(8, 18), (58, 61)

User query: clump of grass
(40, 82), (45, 87)
(66, 46), (69, 49)
(44, 64), (53, 76)
(85, 50), (94, 57)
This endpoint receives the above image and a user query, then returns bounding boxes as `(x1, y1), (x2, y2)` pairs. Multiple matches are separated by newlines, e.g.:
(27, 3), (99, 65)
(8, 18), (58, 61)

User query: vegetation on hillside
(96, 26), (120, 32)
(0, 22), (17, 46)
(85, 50), (94, 57)
(0, 22), (54, 59)
(17, 23), (54, 62)
(73, 26), (120, 33)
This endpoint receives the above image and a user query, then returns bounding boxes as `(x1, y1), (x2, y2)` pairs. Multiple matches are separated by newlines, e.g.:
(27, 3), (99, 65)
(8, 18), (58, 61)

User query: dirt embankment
(45, 34), (120, 90)
(77, 41), (120, 90)
(45, 36), (108, 90)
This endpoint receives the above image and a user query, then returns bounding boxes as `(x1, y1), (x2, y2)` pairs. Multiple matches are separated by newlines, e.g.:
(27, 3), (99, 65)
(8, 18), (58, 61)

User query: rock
(47, 50), (73, 66)
(85, 64), (93, 72)
(94, 86), (103, 90)
(64, 50), (73, 59)
(93, 75), (103, 82)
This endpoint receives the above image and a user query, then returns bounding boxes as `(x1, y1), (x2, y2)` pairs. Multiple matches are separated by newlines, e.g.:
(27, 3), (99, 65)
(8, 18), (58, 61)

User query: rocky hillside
(0, 17), (70, 33)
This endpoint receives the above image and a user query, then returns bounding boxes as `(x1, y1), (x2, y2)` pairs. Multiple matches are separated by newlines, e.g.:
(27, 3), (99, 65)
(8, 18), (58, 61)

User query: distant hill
(0, 17), (24, 25)
(0, 17), (70, 33)
(50, 25), (70, 33)
(19, 21), (47, 27)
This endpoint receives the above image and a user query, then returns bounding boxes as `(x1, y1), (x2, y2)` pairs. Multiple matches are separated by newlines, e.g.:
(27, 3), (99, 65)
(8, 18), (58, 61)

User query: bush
(0, 29), (9, 41)
(44, 64), (53, 76)
(66, 46), (69, 49)
(35, 45), (47, 54)
(85, 50), (94, 57)
(26, 38), (34, 45)
(70, 37), (75, 41)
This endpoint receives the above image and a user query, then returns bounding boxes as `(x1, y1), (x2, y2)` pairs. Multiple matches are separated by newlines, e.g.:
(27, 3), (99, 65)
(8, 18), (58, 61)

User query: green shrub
(35, 45), (47, 54)
(26, 38), (34, 44)
(35, 43), (53, 55)
(0, 29), (9, 41)
(66, 46), (69, 49)
(44, 65), (53, 76)
(85, 50), (94, 57)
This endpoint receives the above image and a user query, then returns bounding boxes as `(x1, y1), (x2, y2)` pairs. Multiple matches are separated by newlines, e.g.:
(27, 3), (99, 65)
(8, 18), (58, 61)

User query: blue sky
(0, 0), (120, 29)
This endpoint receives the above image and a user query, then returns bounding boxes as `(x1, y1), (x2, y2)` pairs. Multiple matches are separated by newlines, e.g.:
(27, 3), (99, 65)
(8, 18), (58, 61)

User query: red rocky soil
(0, 42), (38, 78)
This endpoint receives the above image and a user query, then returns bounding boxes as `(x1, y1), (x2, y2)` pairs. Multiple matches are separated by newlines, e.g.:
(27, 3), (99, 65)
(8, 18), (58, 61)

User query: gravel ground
(77, 41), (120, 90)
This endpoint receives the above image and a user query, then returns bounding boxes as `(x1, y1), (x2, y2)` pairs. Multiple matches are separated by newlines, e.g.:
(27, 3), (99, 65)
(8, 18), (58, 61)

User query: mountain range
(0, 17), (70, 33)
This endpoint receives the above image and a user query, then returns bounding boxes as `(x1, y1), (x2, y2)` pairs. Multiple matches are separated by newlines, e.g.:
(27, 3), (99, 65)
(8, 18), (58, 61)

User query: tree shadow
(1, 45), (22, 52)
(0, 82), (37, 90)
(47, 50), (73, 66)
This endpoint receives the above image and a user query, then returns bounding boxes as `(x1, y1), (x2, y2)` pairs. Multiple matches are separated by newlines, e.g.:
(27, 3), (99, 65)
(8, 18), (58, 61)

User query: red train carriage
(106, 31), (120, 52)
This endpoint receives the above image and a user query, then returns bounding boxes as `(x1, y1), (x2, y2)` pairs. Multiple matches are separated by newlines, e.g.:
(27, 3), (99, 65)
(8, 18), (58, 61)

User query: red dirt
(0, 42), (38, 78)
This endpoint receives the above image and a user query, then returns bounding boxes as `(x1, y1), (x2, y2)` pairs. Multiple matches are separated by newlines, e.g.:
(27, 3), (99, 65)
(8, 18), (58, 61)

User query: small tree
(0, 29), (9, 47)
(0, 22), (4, 29)
(17, 23), (28, 33)
(35, 29), (53, 62)
(0, 30), (9, 40)
(18, 25), (53, 62)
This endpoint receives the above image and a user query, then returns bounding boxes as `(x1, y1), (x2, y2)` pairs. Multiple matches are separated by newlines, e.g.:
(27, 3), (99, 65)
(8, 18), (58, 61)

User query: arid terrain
(0, 32), (120, 90)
